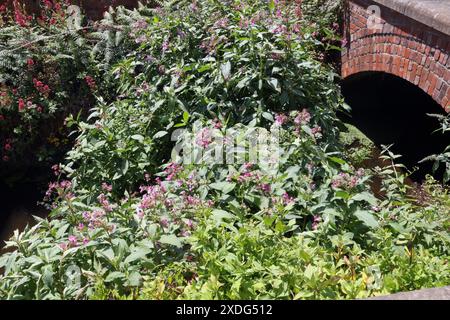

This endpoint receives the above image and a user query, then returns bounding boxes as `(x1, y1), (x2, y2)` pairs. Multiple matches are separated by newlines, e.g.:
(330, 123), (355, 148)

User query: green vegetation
(0, 0), (448, 300)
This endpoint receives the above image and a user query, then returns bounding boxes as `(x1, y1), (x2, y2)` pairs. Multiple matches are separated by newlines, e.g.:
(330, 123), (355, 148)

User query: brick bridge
(342, 0), (450, 112)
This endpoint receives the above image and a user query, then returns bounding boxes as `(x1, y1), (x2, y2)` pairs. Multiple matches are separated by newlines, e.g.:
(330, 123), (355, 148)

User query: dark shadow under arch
(341, 71), (449, 181)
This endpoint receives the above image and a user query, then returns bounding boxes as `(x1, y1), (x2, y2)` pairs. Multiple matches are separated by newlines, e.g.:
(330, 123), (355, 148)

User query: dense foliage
(0, 0), (96, 181)
(0, 0), (448, 300)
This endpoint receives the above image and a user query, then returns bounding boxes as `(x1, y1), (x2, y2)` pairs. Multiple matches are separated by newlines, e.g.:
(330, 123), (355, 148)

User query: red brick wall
(0, 0), (148, 20)
(342, 0), (450, 112)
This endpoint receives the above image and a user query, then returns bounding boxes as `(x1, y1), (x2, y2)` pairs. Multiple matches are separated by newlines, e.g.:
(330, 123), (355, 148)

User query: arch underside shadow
(341, 71), (449, 181)
(342, 50), (449, 112)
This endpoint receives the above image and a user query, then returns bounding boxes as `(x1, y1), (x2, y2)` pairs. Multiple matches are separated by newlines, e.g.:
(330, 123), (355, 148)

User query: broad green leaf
(354, 210), (379, 228)
(159, 235), (183, 248)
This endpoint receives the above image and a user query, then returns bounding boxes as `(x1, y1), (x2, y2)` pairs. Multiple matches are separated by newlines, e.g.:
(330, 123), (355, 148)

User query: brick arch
(342, 0), (450, 112)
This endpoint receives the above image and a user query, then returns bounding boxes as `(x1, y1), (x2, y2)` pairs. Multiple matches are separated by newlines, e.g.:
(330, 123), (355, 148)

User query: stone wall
(342, 0), (450, 111)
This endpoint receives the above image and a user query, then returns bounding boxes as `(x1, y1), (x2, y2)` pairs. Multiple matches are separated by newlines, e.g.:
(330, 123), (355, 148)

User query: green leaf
(354, 210), (379, 228)
(262, 112), (274, 122)
(131, 134), (144, 142)
(124, 247), (152, 264)
(127, 271), (142, 287)
(211, 209), (235, 222)
(121, 159), (129, 175)
(209, 182), (236, 194)
(183, 111), (190, 123)
(159, 235), (183, 248)
(268, 0), (276, 11)
(351, 192), (378, 206)
(267, 77), (281, 92)
(329, 156), (346, 165)
(105, 271), (125, 283)
(153, 131), (168, 139)
(221, 61), (231, 80)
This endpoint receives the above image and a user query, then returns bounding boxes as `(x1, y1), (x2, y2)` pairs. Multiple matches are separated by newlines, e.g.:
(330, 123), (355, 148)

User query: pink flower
(185, 219), (194, 229)
(312, 215), (322, 230)
(356, 168), (365, 177)
(160, 218), (169, 228)
(59, 180), (72, 189)
(51, 164), (60, 176)
(190, 1), (198, 12)
(282, 192), (295, 205)
(311, 125), (322, 139)
(101, 182), (113, 192)
(294, 109), (311, 125)
(162, 38), (170, 53)
(180, 230), (191, 237)
(259, 183), (271, 193)
(195, 128), (213, 148)
(18, 98), (25, 111)
(371, 206), (381, 212)
(68, 235), (78, 247)
(214, 17), (228, 29)
(275, 113), (287, 126)
(85, 76), (96, 90)
(213, 118), (223, 129)
(98, 193), (114, 212)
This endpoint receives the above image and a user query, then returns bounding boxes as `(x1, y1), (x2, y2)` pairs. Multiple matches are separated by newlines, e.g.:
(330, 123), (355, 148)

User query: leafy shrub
(64, 0), (343, 194)
(0, 0), (448, 300)
(1, 115), (448, 299)
(420, 114), (450, 183)
(0, 0), (96, 180)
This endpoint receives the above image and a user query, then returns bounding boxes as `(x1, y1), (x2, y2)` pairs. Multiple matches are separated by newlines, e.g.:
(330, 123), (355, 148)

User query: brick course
(342, 0), (450, 112)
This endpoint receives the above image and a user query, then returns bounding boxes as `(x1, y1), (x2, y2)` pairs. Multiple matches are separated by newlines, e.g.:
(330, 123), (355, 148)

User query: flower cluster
(294, 109), (311, 126)
(33, 78), (51, 97)
(331, 169), (365, 190)
(195, 127), (213, 148)
(13, 1), (31, 28)
(85, 76), (96, 90)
